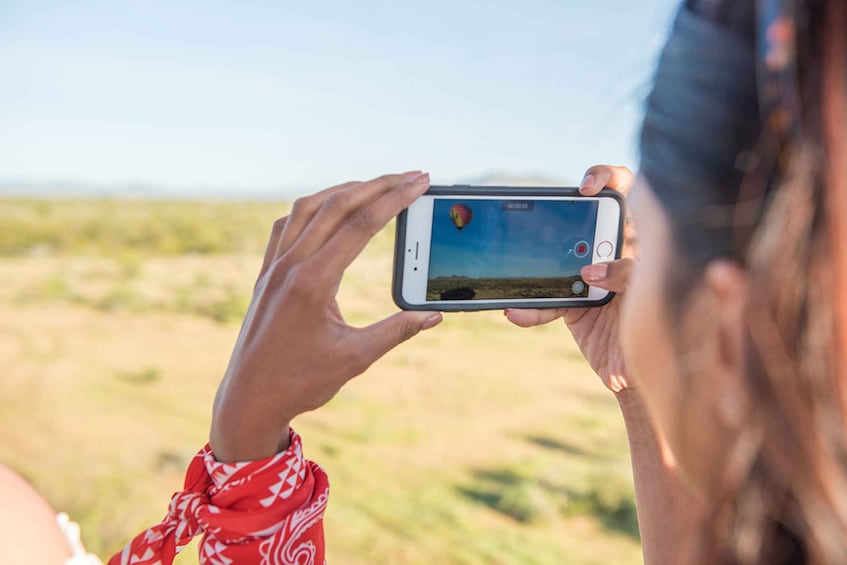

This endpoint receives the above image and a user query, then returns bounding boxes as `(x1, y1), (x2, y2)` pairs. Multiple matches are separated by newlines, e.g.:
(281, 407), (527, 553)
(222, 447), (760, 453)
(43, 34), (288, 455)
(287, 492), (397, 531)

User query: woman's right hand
(505, 165), (637, 393)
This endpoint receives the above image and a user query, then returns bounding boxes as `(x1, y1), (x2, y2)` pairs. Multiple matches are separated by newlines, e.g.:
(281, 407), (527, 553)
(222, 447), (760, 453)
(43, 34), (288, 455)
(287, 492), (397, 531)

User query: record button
(597, 240), (613, 258)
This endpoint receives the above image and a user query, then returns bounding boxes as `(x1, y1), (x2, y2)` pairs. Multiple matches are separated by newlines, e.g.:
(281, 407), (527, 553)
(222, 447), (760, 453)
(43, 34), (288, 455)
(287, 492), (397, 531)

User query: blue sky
(429, 199), (598, 279)
(0, 0), (679, 196)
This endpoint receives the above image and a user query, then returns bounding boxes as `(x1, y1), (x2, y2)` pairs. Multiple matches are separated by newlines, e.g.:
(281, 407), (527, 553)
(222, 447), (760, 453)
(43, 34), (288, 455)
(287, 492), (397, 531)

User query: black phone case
(392, 185), (626, 312)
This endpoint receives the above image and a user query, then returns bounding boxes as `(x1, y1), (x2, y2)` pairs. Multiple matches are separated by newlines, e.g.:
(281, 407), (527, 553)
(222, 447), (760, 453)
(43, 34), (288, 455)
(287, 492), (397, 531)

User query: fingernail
(421, 312), (442, 330)
(410, 172), (430, 186)
(403, 170), (424, 179)
(582, 264), (608, 282)
(579, 173), (595, 193)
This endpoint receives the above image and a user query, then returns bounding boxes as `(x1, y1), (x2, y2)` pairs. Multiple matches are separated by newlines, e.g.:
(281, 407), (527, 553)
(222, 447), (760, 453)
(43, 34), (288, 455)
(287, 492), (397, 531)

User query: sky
(0, 0), (680, 197)
(428, 198), (598, 279)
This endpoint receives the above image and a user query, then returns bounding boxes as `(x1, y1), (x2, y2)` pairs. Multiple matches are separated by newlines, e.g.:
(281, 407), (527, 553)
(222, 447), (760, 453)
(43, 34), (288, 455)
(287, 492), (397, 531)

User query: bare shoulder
(0, 464), (70, 563)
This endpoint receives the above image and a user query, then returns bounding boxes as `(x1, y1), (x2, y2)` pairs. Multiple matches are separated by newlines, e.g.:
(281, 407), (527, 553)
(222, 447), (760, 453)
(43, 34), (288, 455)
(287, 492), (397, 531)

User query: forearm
(617, 390), (704, 565)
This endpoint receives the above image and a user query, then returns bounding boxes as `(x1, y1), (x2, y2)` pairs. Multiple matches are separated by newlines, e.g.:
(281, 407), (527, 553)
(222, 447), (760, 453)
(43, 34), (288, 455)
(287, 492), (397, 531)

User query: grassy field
(427, 276), (587, 301)
(0, 198), (642, 564)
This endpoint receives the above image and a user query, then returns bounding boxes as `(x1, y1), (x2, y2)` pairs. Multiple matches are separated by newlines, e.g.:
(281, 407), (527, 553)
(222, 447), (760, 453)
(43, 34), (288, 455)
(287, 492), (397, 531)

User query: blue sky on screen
(428, 199), (598, 279)
(0, 0), (679, 195)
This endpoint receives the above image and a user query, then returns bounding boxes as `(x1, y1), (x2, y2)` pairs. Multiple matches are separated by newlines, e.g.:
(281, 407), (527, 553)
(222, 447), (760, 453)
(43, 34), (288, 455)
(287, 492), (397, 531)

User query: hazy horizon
(0, 169), (575, 199)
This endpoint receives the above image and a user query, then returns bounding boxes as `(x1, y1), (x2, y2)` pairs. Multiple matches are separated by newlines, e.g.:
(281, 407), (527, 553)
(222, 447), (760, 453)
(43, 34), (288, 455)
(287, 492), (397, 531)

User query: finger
(504, 308), (567, 328)
(607, 374), (623, 393)
(275, 180), (363, 259)
(284, 171), (428, 264)
(345, 311), (443, 376)
(578, 164), (634, 196)
(258, 216), (288, 280)
(580, 258), (635, 294)
(305, 172), (431, 286)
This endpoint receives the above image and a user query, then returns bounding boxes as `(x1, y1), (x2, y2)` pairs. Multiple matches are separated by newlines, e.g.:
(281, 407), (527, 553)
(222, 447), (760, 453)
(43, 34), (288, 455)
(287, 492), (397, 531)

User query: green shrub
(96, 286), (146, 311)
(495, 480), (557, 523)
(564, 475), (639, 538)
(198, 289), (251, 324)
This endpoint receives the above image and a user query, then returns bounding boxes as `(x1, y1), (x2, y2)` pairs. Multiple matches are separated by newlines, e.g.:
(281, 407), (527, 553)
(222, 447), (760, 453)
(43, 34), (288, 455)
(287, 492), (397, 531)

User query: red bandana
(109, 430), (329, 565)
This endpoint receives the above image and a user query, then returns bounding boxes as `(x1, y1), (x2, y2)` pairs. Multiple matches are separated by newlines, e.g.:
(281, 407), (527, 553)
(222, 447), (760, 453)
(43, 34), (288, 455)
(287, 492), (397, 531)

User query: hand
(210, 172), (443, 462)
(505, 165), (636, 393)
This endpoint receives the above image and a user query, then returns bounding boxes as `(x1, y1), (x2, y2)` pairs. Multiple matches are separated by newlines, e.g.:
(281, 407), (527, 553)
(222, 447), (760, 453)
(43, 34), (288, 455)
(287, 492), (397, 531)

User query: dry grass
(0, 199), (641, 564)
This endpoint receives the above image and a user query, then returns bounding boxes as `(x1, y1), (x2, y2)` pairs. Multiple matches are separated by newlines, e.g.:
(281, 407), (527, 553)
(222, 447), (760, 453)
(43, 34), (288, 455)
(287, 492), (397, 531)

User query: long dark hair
(640, 0), (847, 563)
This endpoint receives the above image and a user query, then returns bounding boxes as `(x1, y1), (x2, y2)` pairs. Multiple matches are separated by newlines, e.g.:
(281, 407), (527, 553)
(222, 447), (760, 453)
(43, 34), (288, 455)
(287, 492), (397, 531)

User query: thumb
(580, 258), (635, 294)
(352, 311), (443, 364)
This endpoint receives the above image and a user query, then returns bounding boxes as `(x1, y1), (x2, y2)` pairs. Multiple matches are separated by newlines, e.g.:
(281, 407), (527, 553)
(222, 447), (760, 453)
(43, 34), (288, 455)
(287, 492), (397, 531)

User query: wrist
(615, 387), (644, 412)
(615, 388), (657, 436)
(211, 377), (296, 462)
(210, 407), (292, 463)
(615, 388), (680, 470)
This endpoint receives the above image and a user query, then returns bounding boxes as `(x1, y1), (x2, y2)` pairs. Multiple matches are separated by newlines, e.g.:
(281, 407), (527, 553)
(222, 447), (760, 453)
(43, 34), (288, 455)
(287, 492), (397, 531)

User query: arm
(0, 464), (70, 564)
(617, 390), (704, 565)
(507, 164), (704, 564)
(110, 172), (441, 564)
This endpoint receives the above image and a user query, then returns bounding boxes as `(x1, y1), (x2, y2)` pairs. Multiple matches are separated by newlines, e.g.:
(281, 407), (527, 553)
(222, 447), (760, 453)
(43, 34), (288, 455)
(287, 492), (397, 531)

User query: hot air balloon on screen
(449, 204), (473, 231)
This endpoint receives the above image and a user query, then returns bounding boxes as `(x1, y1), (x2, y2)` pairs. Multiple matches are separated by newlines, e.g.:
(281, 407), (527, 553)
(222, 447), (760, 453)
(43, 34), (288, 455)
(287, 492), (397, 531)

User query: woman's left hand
(505, 165), (637, 393)
(209, 172), (442, 462)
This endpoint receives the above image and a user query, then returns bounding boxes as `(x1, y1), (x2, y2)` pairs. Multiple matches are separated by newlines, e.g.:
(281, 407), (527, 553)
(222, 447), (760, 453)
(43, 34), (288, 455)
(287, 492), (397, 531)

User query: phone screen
(426, 198), (599, 301)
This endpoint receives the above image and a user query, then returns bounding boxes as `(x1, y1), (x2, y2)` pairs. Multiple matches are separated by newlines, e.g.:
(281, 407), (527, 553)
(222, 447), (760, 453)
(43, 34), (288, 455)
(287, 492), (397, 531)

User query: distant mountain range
(0, 171), (571, 200)
(464, 171), (571, 187)
(0, 179), (294, 200)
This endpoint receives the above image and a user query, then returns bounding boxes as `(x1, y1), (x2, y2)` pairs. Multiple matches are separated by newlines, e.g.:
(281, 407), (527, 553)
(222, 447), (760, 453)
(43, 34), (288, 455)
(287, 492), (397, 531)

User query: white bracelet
(56, 513), (102, 565)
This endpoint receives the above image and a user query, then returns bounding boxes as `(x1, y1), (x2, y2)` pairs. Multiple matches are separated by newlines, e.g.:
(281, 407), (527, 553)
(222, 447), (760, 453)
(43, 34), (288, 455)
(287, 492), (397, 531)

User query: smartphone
(393, 185), (624, 311)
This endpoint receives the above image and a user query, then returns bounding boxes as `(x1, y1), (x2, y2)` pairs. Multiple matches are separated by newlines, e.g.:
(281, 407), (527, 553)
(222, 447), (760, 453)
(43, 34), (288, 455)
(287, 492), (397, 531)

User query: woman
(4, 0), (845, 563)
(507, 1), (847, 562)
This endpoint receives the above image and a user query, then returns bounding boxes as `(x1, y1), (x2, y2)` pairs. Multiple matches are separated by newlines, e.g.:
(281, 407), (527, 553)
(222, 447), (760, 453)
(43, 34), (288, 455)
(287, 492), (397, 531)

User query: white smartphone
(393, 186), (624, 311)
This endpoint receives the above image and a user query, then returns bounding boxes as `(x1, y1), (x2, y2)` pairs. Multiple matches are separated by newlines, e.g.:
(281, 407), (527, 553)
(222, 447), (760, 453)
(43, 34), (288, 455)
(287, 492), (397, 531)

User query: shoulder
(0, 464), (70, 564)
